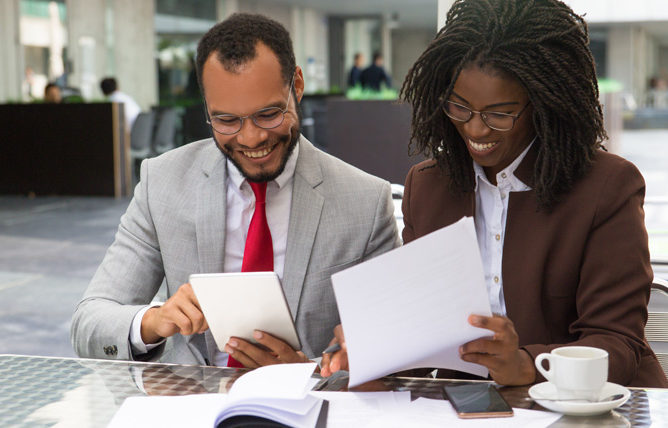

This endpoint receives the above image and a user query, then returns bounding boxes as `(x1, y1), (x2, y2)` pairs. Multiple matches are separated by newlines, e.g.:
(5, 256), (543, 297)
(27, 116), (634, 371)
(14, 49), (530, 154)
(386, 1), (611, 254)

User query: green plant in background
(346, 85), (398, 100)
(598, 78), (623, 94)
(329, 85), (344, 95)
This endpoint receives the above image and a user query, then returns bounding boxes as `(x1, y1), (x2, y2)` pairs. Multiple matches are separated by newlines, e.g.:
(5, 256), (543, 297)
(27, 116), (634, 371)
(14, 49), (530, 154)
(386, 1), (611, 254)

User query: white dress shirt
(129, 143), (299, 365)
(108, 90), (141, 131)
(473, 140), (534, 316)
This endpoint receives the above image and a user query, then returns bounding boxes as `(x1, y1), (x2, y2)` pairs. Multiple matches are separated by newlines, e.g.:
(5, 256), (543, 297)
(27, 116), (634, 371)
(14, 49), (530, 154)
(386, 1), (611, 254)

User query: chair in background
(152, 108), (178, 155)
(130, 111), (156, 185)
(647, 276), (668, 377)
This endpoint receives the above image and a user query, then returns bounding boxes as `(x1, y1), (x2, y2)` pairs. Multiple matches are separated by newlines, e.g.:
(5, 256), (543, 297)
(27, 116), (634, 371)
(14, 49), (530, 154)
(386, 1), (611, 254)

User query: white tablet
(189, 272), (301, 352)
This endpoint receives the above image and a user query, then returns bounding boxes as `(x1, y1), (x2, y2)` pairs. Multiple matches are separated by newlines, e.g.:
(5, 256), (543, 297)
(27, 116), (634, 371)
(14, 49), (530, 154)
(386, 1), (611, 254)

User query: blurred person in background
(43, 82), (62, 103)
(100, 77), (142, 131)
(360, 52), (392, 91)
(347, 52), (364, 88)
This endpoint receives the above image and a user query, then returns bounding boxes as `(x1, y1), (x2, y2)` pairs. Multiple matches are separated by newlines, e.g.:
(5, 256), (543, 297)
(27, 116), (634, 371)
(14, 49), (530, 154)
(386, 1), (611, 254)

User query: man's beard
(214, 96), (303, 182)
(214, 121), (301, 183)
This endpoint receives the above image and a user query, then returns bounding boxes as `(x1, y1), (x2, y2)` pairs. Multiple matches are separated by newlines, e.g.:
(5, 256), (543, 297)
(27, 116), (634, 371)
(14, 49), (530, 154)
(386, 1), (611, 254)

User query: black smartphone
(443, 383), (514, 419)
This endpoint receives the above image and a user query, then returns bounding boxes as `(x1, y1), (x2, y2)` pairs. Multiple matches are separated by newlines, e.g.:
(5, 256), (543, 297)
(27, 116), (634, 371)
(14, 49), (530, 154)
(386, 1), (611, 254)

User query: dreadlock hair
(196, 13), (296, 95)
(401, 0), (606, 210)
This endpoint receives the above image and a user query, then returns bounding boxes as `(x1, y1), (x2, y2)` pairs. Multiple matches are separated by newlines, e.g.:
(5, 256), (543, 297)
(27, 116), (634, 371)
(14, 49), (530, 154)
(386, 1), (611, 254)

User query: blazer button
(104, 345), (118, 356)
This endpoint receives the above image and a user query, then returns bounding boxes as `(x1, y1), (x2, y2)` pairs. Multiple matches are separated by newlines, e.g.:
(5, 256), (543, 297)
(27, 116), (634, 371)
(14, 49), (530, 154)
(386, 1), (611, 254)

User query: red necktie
(227, 181), (274, 368)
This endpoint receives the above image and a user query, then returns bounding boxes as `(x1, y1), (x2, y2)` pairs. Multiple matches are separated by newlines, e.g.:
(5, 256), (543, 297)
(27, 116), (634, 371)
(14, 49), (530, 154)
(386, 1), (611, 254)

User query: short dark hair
(100, 77), (118, 96)
(401, 0), (606, 210)
(372, 52), (382, 63)
(196, 13), (296, 95)
(44, 82), (59, 93)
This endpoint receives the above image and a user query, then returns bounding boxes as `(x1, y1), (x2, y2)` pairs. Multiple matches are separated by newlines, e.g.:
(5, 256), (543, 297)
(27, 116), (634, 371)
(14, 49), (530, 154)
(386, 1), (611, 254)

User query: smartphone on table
(443, 382), (513, 419)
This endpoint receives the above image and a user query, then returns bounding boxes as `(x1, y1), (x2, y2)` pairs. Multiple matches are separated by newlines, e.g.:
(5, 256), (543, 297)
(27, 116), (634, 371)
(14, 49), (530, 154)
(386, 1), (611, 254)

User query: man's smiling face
(202, 42), (304, 182)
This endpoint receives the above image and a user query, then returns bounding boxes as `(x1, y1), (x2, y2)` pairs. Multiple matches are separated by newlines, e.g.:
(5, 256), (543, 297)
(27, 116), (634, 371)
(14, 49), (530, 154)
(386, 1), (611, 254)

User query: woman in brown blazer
(396, 0), (667, 387)
(323, 0), (667, 388)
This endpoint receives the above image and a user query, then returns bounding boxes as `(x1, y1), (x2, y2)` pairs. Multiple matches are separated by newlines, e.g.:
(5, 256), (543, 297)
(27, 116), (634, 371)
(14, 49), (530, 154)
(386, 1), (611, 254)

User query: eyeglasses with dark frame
(443, 100), (531, 131)
(206, 74), (295, 135)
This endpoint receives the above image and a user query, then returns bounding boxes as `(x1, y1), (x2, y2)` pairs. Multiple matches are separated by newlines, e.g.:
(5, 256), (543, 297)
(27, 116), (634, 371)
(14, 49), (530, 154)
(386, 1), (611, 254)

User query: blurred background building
(1, 0), (667, 108)
(0, 0), (440, 107)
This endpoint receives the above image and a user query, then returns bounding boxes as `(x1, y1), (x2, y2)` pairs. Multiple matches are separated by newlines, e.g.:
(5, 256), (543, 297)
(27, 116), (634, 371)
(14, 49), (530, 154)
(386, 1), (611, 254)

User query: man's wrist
(140, 307), (164, 344)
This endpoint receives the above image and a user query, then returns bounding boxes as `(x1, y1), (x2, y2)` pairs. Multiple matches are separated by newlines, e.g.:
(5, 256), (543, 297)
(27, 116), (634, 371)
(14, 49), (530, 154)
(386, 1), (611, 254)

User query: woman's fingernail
(253, 331), (263, 339)
(229, 339), (238, 347)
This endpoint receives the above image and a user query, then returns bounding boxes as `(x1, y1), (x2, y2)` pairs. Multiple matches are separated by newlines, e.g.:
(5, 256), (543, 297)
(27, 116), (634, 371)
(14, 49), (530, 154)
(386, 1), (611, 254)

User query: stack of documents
(332, 217), (494, 386)
(108, 363), (322, 428)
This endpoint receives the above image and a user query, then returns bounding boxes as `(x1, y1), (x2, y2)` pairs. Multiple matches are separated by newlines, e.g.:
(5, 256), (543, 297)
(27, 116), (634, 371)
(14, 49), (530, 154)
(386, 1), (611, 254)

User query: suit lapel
(194, 145), (227, 364)
(282, 138), (324, 320)
(195, 148), (227, 274)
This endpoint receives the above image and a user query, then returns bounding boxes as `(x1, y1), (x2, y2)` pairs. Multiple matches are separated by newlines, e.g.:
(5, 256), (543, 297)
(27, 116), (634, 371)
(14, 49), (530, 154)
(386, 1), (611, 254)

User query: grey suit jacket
(71, 137), (400, 365)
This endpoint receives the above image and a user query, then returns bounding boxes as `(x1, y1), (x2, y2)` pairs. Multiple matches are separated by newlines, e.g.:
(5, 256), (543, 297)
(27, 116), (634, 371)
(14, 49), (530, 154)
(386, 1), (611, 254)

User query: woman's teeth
(243, 146), (274, 158)
(468, 139), (497, 151)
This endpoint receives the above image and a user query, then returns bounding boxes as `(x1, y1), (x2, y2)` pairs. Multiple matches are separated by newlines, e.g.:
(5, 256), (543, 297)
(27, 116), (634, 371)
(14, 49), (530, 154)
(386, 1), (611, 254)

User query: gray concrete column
(292, 7), (328, 92)
(381, 15), (393, 76)
(607, 25), (653, 106)
(66, 0), (155, 109)
(110, 0), (156, 110)
(66, 0), (106, 99)
(0, 0), (23, 102)
(217, 0), (239, 22)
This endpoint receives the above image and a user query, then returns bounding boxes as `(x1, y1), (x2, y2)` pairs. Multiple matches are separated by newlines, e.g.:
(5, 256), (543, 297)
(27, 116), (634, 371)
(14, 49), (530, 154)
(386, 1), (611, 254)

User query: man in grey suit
(71, 13), (399, 367)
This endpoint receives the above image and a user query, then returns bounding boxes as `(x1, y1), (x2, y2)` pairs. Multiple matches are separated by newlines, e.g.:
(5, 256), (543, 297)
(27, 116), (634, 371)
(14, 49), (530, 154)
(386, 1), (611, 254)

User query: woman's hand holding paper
(460, 314), (536, 385)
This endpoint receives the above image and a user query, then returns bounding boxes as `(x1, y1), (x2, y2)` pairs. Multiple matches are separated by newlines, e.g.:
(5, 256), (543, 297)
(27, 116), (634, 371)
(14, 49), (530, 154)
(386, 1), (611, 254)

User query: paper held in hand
(108, 363), (323, 428)
(331, 216), (493, 387)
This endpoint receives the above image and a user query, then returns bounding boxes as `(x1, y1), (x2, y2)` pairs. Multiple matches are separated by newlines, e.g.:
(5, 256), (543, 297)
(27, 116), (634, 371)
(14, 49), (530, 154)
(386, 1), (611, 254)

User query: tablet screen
(190, 272), (301, 352)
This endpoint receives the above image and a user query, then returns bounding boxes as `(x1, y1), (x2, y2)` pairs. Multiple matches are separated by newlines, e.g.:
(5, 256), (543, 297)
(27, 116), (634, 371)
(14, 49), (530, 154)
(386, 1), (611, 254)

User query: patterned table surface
(1, 354), (667, 427)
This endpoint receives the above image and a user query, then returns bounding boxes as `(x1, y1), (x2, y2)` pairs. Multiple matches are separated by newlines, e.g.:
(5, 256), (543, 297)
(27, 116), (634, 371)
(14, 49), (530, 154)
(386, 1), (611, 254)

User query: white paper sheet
(308, 391), (411, 428)
(229, 362), (317, 400)
(331, 217), (493, 386)
(107, 394), (228, 428)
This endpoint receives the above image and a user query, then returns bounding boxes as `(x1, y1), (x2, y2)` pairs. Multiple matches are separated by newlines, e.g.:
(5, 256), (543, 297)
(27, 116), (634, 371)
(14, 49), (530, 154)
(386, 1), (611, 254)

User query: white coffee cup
(534, 346), (608, 401)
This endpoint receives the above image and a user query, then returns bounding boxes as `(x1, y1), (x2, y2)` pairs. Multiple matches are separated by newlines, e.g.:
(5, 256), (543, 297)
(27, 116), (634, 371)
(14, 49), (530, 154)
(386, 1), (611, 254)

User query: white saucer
(528, 382), (630, 416)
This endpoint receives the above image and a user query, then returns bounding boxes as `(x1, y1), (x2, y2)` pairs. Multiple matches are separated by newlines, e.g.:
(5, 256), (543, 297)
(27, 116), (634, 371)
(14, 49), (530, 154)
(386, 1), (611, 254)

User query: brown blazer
(402, 146), (668, 387)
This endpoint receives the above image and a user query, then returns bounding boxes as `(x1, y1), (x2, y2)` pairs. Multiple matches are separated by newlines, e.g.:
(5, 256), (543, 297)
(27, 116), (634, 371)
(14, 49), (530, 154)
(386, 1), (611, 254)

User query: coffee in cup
(534, 346), (608, 401)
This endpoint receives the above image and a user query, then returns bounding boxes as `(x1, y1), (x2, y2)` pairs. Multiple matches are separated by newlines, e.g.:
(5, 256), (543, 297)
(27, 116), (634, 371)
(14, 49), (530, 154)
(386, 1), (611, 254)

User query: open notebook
(108, 363), (323, 428)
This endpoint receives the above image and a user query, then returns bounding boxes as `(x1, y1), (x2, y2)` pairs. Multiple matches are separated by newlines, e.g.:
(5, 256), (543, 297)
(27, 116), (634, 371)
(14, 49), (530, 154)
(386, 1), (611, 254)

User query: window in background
(20, 0), (68, 101)
(155, 0), (215, 107)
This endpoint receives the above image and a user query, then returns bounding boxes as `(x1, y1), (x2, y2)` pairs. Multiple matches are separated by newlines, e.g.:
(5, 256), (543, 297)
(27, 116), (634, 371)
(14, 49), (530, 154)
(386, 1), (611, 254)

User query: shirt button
(500, 192), (506, 199)
(495, 234), (501, 241)
(501, 172), (507, 179)
(494, 276), (499, 283)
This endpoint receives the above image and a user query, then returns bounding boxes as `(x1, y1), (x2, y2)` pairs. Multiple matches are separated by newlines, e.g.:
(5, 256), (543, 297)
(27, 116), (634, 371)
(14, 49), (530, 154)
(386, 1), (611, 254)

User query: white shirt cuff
(130, 305), (165, 355)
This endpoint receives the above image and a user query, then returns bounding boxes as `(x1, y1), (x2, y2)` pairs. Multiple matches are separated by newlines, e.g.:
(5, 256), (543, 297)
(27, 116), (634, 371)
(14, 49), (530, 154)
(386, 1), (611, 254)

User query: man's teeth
(469, 139), (497, 151)
(243, 146), (273, 158)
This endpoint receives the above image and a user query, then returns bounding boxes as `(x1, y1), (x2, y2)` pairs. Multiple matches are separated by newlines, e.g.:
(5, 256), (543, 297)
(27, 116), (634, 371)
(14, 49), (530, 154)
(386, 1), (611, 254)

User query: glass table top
(1, 354), (667, 427)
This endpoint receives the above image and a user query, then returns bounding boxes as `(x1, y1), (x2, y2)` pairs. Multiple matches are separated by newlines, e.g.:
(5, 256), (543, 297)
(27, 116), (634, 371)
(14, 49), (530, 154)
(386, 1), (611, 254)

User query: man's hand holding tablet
(190, 272), (309, 367)
(140, 282), (209, 344)
(224, 329), (310, 368)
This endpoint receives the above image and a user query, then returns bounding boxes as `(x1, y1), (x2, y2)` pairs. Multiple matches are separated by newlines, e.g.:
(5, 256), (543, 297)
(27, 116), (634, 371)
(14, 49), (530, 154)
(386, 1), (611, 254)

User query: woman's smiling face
(448, 65), (536, 183)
